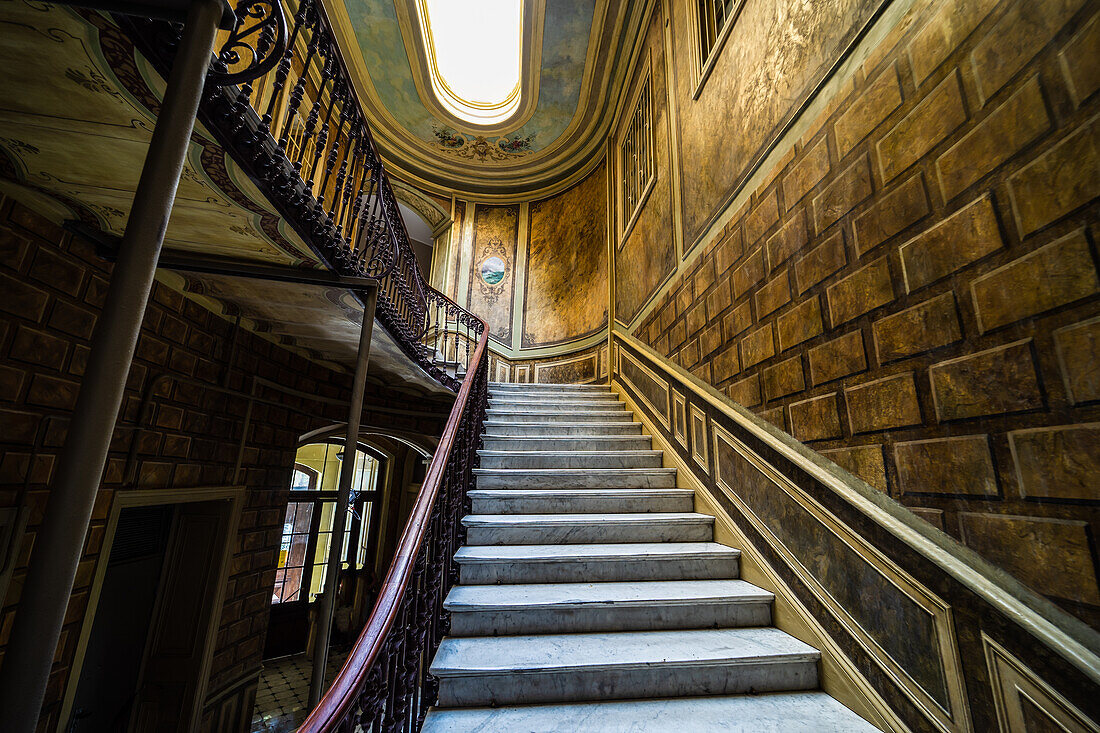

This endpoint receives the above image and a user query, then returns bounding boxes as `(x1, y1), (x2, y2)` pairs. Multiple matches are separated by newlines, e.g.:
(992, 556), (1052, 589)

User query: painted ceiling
(327, 0), (644, 198)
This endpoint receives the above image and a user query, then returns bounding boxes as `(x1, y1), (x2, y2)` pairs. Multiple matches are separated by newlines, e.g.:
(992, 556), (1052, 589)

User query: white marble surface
(422, 692), (881, 732)
(481, 435), (654, 451)
(474, 467), (679, 489)
(483, 421), (644, 436)
(489, 384), (612, 393)
(488, 398), (627, 409)
(456, 542), (740, 584)
(477, 449), (664, 470)
(469, 488), (695, 515)
(431, 628), (820, 706)
(462, 512), (713, 545)
(484, 409), (633, 423)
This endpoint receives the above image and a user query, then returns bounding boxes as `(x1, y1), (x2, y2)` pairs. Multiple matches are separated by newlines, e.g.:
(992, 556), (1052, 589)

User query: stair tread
(474, 467), (677, 474)
(485, 419), (641, 424)
(423, 692), (878, 732)
(444, 580), (773, 611)
(482, 436), (652, 442)
(477, 449), (662, 457)
(468, 488), (693, 497)
(462, 513), (712, 526)
(430, 627), (818, 676)
(455, 542), (739, 563)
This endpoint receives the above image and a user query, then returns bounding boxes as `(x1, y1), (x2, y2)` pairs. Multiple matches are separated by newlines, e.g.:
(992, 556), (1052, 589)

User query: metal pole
(0, 2), (223, 728)
(308, 286), (378, 708)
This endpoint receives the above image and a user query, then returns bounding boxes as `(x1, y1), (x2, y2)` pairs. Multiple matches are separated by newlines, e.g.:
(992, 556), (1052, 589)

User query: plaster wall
(615, 0), (1100, 628)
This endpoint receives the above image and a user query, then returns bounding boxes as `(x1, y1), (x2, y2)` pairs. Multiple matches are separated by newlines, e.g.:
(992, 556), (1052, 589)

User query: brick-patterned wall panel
(634, 0), (1100, 626)
(0, 196), (444, 729)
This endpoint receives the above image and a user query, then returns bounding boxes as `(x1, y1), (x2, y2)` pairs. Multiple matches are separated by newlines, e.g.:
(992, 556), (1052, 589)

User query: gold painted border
(983, 634), (1099, 733)
(689, 401), (708, 473)
(618, 346), (671, 430)
(672, 387), (688, 448)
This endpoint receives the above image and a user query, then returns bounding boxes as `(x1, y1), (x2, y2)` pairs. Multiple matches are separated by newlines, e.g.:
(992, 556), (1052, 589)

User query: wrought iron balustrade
(116, 0), (476, 383)
(300, 324), (488, 732)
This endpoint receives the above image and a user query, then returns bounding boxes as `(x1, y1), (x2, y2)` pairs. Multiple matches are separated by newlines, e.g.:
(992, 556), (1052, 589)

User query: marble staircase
(422, 382), (879, 731)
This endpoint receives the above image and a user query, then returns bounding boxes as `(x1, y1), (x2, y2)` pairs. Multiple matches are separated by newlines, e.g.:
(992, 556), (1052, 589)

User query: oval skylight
(416, 0), (523, 126)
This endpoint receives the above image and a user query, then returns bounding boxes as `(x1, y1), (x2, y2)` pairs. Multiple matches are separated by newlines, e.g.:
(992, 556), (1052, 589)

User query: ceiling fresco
(326, 0), (645, 198)
(345, 0), (591, 155)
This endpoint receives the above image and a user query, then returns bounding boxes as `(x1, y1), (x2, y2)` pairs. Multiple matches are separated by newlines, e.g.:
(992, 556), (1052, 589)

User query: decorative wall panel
(467, 204), (519, 345)
(522, 161), (609, 347)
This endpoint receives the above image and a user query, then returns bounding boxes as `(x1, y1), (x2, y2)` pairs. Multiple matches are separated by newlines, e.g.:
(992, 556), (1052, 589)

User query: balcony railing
(113, 1), (493, 729)
(117, 0), (479, 387)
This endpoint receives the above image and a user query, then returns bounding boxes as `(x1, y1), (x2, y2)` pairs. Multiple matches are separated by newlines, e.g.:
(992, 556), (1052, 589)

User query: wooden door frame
(58, 486), (245, 733)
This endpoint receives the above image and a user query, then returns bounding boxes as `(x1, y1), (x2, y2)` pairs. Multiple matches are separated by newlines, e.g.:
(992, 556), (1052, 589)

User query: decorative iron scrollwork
(207, 0), (288, 86)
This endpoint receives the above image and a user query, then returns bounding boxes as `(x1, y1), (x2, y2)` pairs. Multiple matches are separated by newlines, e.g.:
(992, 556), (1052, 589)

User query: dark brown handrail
(299, 295), (489, 732)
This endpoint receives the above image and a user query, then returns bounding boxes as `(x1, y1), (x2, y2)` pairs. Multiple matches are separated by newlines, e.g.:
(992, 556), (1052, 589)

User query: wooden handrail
(299, 296), (490, 732)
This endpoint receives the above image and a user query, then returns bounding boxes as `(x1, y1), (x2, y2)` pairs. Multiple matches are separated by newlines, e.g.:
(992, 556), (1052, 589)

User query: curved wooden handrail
(298, 294), (489, 732)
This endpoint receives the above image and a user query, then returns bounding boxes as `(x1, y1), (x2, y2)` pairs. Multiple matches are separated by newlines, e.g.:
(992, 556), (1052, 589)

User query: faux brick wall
(0, 196), (444, 730)
(634, 0), (1100, 626)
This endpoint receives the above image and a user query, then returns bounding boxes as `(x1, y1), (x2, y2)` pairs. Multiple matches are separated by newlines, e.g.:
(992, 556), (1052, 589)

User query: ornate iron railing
(117, 0), (482, 382)
(300, 325), (488, 732)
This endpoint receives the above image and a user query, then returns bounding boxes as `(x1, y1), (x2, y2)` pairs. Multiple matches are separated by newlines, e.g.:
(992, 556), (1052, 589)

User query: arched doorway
(264, 440), (385, 659)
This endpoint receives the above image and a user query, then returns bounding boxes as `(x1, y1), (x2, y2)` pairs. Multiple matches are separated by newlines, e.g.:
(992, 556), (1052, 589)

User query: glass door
(264, 442), (381, 659)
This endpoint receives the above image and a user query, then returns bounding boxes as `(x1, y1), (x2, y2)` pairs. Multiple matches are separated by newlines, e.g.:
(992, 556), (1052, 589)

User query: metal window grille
(697, 0), (737, 67)
(621, 76), (654, 230)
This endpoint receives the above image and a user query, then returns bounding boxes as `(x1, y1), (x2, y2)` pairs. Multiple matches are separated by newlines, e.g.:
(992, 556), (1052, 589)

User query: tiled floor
(251, 648), (350, 733)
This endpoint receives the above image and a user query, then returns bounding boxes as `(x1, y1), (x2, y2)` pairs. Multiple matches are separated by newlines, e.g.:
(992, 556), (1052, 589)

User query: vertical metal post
(308, 285), (378, 708)
(0, 2), (223, 728)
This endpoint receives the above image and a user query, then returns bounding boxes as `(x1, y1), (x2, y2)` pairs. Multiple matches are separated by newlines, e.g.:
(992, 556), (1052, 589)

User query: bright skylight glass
(418, 0), (523, 125)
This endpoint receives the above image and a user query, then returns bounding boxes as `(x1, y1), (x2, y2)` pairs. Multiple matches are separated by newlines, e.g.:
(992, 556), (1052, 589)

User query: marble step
(477, 449), (663, 470)
(485, 409), (629, 423)
(422, 691), (878, 732)
(456, 542), (740, 584)
(488, 397), (627, 410)
(469, 488), (694, 514)
(489, 383), (611, 393)
(474, 467), (678, 489)
(483, 421), (644, 437)
(481, 436), (654, 452)
(462, 512), (714, 545)
(445, 579), (774, 636)
(430, 627), (820, 707)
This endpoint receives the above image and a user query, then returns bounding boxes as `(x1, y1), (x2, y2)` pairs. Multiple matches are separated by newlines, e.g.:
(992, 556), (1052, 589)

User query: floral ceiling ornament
(476, 236), (510, 306)
(432, 126), (536, 162)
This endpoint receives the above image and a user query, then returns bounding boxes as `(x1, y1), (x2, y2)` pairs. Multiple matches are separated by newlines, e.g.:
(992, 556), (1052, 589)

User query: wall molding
(612, 380), (909, 732)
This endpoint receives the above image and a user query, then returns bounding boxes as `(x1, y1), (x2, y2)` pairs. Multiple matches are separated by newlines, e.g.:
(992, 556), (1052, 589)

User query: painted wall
(613, 0), (1100, 629)
(613, 4), (677, 325)
(444, 161), (609, 366)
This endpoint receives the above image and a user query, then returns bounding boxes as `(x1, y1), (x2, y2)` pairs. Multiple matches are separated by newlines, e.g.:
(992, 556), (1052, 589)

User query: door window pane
(272, 501), (313, 603)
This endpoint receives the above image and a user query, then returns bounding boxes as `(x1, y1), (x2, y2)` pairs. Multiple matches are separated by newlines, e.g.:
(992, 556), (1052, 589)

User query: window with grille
(693, 0), (742, 94)
(620, 75), (654, 235)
